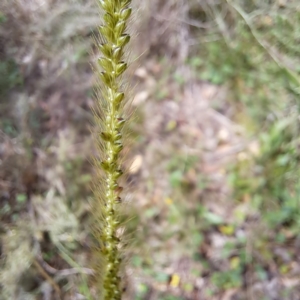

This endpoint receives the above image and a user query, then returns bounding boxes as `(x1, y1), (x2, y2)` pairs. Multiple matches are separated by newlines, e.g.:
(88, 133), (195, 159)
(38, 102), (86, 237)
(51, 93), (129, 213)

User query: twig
(33, 259), (61, 298)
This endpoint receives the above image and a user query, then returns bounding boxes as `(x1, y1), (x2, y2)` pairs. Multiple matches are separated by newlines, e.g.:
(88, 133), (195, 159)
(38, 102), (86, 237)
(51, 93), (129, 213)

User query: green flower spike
(92, 0), (132, 299)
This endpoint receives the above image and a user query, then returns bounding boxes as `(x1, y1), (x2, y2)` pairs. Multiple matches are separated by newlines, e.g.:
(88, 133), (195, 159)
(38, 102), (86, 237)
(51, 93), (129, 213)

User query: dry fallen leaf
(221, 288), (238, 300)
(133, 91), (149, 106)
(169, 273), (180, 288)
(129, 155), (143, 174)
(218, 128), (230, 143)
(134, 67), (148, 79)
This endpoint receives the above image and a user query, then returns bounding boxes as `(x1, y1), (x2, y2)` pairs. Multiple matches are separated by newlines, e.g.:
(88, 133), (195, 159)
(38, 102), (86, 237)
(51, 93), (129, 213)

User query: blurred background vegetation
(0, 0), (299, 299)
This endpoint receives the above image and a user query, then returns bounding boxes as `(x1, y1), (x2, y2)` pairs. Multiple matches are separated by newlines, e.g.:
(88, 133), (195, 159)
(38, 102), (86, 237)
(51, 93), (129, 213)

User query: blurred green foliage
(0, 59), (22, 96)
(0, 12), (22, 96)
(186, 0), (300, 296)
(189, 1), (300, 232)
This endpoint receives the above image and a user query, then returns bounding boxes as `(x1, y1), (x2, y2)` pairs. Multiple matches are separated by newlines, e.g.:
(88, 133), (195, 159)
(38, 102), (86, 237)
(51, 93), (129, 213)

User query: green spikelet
(92, 0), (132, 299)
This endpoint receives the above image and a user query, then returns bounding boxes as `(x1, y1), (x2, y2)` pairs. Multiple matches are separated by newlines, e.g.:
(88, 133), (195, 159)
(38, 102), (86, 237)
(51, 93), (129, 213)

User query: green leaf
(16, 194), (27, 203)
(169, 170), (183, 187)
(204, 212), (223, 225)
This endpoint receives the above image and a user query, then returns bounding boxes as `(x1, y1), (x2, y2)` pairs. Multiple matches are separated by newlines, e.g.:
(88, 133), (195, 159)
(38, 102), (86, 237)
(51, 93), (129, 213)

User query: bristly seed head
(93, 0), (132, 299)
